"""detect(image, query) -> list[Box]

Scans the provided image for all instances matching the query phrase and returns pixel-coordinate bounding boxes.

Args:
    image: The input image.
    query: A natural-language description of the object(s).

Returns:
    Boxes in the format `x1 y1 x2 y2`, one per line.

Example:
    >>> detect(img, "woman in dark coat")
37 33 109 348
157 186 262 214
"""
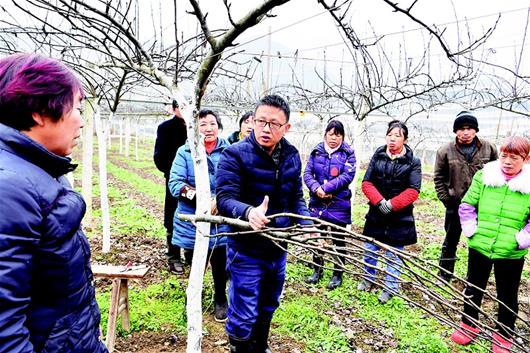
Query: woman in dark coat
303 120 356 289
0 53 107 352
358 120 422 303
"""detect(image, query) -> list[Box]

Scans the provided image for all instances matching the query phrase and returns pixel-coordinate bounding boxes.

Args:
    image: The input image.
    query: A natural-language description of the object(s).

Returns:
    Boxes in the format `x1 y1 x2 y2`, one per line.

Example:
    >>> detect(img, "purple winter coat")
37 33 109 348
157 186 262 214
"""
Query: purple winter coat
304 141 356 225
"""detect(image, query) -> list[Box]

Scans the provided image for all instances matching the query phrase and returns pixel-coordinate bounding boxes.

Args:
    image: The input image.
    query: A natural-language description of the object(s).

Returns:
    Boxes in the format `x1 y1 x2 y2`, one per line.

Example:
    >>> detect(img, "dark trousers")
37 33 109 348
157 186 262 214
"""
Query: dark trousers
462 248 525 338
313 223 347 275
226 246 286 341
183 246 228 305
164 182 181 264
166 231 182 264
438 206 462 279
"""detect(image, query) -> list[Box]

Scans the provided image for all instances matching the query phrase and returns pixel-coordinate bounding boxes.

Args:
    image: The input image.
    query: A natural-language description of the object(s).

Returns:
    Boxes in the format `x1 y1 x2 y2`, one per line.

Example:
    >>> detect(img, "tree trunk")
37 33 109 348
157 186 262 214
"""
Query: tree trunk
95 108 112 253
135 119 139 161
125 117 131 158
82 101 94 223
177 98 212 353
119 118 124 155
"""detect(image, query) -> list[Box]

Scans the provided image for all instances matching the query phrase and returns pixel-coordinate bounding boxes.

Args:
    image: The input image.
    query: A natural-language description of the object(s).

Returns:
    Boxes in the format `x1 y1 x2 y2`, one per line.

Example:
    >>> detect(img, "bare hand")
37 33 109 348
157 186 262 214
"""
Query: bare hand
210 198 218 216
248 195 270 230
316 187 332 199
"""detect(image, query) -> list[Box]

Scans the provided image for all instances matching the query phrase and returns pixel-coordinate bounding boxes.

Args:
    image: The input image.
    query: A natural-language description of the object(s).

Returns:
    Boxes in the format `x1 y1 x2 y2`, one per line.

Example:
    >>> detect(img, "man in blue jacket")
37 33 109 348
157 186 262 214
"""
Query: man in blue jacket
216 95 311 353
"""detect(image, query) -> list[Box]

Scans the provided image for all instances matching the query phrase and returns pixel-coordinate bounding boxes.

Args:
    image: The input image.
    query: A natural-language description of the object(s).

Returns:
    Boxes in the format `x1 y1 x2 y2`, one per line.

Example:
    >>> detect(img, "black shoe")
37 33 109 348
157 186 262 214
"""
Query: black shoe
378 290 393 303
305 269 323 284
168 260 184 274
229 337 252 353
438 272 452 283
214 302 228 322
357 279 373 292
327 274 342 290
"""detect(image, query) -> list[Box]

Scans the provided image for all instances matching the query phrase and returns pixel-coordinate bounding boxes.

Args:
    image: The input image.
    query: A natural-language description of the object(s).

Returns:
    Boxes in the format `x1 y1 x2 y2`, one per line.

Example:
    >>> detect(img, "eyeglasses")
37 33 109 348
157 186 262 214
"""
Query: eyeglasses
254 118 287 131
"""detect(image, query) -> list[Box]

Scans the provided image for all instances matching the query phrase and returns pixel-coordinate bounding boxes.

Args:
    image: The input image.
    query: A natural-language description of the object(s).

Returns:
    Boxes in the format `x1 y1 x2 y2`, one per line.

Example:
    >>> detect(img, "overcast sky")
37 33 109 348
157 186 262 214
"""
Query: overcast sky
140 0 530 74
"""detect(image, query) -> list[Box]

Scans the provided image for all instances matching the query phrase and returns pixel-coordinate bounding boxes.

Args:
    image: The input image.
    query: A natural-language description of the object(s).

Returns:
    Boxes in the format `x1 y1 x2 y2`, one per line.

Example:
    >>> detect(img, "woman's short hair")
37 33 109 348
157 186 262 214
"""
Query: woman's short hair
0 53 84 131
500 136 530 159
386 120 408 140
239 111 253 129
198 108 223 130
325 120 345 136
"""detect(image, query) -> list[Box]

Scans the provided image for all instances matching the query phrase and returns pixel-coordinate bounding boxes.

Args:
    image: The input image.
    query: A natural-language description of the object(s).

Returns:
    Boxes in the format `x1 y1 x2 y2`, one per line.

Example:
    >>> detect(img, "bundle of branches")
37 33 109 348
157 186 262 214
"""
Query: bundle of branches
179 212 530 352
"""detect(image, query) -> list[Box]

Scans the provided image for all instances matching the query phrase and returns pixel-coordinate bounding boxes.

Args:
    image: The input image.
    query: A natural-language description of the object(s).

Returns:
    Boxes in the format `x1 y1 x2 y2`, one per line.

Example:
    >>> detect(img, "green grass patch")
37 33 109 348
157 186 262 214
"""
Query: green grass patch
85 182 165 239
274 294 351 353
107 161 164 204
420 179 439 201
111 154 162 178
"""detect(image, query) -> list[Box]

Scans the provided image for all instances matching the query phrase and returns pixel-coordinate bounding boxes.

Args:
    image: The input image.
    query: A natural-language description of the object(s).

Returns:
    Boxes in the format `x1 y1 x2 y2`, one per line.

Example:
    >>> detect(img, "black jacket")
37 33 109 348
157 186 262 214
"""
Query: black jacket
362 145 422 246
153 116 187 231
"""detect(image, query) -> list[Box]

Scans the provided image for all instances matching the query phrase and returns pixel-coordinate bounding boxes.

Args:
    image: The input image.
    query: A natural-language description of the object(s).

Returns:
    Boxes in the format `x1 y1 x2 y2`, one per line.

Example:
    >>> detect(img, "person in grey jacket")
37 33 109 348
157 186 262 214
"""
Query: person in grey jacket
434 111 497 282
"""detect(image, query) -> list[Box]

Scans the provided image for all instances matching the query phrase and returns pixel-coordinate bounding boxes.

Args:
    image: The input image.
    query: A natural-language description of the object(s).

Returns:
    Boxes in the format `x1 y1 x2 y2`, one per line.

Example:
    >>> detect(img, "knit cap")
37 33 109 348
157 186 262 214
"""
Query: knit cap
453 111 479 133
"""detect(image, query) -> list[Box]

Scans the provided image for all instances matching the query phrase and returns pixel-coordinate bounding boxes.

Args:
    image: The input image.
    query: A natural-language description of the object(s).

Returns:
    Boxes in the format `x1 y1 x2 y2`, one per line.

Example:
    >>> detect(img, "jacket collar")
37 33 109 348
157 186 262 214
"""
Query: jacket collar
183 137 229 153
482 160 530 194
453 136 483 149
248 130 297 157
313 141 353 155
375 143 414 161
0 123 77 178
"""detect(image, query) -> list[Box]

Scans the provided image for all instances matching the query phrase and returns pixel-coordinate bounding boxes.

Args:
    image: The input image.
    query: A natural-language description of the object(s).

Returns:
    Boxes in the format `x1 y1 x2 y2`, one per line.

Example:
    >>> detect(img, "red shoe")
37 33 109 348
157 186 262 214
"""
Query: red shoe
492 332 512 353
451 322 481 345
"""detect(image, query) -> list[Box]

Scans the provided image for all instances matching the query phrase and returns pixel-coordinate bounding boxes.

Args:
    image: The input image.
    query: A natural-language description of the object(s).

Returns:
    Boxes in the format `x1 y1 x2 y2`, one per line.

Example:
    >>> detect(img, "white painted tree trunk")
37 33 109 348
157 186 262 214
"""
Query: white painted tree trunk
135 119 139 161
95 109 112 253
125 117 131 157
119 118 123 155
178 99 212 353
82 101 94 223
107 115 113 150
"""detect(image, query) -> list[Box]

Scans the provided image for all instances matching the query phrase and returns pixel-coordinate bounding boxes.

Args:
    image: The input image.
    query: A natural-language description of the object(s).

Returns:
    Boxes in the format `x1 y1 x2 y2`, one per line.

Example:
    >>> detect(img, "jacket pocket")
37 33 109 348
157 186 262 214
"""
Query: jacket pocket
227 250 239 267
41 311 82 353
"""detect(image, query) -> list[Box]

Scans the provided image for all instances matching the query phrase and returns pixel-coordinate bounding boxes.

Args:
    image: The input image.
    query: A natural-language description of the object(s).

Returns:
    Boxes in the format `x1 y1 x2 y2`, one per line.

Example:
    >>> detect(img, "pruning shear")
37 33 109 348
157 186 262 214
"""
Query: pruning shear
120 260 147 272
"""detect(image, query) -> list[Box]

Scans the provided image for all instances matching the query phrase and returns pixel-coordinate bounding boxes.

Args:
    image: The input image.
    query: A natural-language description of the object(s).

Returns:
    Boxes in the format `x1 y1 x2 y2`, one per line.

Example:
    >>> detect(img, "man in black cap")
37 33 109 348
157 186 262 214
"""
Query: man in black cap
434 110 498 282
154 100 187 274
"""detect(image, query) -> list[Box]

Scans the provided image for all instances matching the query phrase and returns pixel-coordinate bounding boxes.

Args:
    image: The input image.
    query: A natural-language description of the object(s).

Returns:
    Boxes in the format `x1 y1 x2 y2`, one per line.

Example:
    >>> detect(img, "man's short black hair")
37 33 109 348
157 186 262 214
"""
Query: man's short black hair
255 94 290 122
172 99 179 110
198 108 223 130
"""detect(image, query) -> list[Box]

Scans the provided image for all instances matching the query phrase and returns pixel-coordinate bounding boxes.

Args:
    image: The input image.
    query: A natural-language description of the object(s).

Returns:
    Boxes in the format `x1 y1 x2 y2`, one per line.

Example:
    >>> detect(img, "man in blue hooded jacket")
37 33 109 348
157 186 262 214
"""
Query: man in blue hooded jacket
216 95 311 353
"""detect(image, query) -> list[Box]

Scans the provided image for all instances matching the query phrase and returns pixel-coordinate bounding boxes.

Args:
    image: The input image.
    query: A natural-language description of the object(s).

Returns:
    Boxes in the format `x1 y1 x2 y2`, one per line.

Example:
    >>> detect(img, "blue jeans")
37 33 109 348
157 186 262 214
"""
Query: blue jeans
225 246 287 340
362 242 404 292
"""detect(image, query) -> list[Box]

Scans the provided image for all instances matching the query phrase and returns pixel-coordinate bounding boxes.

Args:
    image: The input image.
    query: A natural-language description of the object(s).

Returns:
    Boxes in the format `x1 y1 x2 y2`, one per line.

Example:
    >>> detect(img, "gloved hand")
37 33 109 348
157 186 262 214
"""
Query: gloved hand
179 184 196 202
515 228 530 249
461 221 477 238
378 199 393 215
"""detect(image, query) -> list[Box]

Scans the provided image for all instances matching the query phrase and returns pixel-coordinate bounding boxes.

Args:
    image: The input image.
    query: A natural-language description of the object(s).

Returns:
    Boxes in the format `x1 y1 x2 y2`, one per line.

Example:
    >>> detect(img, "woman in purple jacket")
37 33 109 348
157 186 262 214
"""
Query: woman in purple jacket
304 120 356 289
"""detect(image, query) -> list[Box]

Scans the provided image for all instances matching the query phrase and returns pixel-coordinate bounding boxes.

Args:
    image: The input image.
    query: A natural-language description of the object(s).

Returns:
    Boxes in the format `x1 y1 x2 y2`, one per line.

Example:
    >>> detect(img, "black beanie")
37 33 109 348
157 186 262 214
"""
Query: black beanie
453 111 479 133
